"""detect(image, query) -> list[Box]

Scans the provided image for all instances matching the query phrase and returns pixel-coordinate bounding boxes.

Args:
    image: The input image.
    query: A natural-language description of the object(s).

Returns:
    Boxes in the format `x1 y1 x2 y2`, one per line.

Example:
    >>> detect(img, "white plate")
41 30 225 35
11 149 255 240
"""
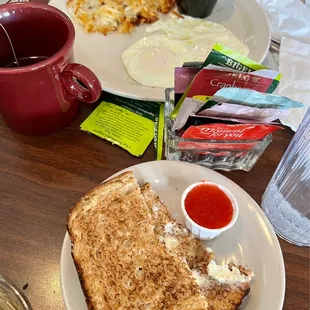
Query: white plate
49 0 270 101
60 160 285 310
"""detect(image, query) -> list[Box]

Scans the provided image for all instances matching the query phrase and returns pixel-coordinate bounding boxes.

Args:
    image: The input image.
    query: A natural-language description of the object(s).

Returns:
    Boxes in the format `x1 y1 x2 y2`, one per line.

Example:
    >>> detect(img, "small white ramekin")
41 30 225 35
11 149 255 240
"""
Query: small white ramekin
181 181 239 240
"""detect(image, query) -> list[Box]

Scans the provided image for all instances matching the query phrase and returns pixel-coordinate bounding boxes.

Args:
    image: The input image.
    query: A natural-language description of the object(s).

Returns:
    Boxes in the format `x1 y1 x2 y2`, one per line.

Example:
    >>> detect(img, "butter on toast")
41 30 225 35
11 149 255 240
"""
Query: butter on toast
67 171 208 310
141 182 215 270
141 182 254 310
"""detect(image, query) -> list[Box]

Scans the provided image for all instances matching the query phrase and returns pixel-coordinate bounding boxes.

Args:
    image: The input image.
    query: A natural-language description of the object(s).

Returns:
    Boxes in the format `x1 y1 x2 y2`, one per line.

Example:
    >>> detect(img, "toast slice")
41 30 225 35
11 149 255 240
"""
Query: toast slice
67 171 208 310
141 182 215 270
141 182 254 310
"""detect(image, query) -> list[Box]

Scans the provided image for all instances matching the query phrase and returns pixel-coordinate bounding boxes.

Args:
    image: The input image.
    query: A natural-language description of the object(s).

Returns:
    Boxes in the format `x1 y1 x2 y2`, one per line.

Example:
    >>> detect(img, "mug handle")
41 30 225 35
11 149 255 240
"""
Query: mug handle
60 63 101 103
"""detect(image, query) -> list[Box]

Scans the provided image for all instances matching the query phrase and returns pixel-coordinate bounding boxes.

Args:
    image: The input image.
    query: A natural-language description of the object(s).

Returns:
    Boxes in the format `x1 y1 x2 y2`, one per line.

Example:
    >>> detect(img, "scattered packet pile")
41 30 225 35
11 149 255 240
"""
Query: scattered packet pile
81 93 164 158
80 43 303 161
170 43 303 145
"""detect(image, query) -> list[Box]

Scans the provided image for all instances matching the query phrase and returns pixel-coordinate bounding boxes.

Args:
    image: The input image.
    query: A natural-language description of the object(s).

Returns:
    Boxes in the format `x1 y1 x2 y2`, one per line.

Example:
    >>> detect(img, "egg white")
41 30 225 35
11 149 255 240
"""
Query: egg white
146 16 249 56
122 35 197 88
122 17 249 88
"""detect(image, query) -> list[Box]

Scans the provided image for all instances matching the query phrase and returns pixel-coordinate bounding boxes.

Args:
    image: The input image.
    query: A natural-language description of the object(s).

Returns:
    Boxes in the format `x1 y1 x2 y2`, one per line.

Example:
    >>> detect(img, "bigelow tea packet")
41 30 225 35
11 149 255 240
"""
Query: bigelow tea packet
81 93 162 157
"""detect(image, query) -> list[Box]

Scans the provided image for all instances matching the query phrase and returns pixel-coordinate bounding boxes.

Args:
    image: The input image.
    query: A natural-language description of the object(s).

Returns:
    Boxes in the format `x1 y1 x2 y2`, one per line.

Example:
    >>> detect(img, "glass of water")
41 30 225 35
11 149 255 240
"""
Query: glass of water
0 275 30 310
262 108 310 246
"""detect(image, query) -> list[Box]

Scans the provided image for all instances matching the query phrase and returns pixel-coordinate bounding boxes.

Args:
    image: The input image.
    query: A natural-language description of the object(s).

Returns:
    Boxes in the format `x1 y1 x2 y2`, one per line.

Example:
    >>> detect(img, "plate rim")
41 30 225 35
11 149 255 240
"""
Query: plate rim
51 0 271 102
98 0 272 102
60 160 285 310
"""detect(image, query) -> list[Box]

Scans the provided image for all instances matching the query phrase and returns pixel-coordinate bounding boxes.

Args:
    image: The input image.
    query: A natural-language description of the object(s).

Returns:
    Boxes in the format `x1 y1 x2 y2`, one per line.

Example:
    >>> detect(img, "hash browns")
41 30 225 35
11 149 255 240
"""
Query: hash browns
66 0 176 35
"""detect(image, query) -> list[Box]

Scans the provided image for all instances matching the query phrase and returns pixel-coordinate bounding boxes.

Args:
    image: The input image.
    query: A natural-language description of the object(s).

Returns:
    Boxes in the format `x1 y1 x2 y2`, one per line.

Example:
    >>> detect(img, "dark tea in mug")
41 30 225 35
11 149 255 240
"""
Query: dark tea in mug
176 0 218 18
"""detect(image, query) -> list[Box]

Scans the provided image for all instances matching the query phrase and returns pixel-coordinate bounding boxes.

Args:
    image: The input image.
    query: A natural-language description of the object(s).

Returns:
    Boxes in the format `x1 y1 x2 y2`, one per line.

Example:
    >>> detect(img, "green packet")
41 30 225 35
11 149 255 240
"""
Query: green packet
81 93 164 158
171 43 281 119
154 103 165 160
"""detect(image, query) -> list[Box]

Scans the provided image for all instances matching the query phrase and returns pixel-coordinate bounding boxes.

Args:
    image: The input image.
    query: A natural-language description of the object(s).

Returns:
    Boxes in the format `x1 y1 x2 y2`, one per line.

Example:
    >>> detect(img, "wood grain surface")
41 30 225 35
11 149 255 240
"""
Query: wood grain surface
0 0 309 307
0 102 309 310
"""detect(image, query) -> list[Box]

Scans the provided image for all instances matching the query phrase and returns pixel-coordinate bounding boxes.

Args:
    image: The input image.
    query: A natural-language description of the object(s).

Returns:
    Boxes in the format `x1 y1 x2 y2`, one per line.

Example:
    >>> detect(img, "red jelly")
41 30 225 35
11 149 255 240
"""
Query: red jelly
184 183 233 229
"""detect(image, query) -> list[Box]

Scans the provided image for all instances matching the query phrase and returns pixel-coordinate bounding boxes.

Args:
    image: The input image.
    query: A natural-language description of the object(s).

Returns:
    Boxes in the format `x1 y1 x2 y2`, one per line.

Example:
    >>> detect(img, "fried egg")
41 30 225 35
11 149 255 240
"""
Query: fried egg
122 35 200 88
122 16 249 88
146 16 249 56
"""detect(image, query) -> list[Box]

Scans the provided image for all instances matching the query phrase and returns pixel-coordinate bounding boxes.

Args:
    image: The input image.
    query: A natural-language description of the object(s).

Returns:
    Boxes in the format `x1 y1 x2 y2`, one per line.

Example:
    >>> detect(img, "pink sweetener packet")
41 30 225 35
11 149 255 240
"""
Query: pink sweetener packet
174 67 200 102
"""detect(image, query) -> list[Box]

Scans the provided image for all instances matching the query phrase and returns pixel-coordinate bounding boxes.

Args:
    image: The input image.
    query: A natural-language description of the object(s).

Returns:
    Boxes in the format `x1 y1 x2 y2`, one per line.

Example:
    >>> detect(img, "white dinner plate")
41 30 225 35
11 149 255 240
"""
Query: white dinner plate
49 0 270 101
60 160 285 310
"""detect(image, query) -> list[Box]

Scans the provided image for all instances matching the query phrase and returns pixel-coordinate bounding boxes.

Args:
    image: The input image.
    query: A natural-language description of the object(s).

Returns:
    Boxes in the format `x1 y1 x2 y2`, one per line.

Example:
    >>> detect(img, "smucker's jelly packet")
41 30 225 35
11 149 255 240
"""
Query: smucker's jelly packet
80 93 161 157
171 43 281 119
181 123 283 141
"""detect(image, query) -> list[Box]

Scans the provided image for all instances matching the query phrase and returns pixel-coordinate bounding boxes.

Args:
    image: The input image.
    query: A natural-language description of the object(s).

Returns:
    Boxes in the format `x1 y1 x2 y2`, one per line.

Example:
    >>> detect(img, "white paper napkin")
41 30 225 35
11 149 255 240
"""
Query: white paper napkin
256 0 310 44
277 37 310 131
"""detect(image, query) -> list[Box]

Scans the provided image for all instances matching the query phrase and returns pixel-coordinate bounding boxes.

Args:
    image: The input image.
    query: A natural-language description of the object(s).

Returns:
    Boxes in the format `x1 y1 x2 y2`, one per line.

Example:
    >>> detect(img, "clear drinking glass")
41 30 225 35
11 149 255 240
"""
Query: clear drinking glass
0 275 30 310
262 108 310 246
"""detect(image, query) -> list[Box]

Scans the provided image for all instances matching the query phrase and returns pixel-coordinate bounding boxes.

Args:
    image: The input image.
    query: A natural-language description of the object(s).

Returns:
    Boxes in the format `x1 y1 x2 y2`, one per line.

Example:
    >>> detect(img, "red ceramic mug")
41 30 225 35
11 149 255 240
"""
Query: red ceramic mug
0 1 102 135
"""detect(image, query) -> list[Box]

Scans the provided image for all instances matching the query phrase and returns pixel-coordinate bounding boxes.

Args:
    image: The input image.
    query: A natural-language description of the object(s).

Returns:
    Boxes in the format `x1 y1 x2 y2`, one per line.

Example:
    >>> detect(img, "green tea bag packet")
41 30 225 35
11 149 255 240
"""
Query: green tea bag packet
171 43 281 119
81 94 161 157
201 43 266 71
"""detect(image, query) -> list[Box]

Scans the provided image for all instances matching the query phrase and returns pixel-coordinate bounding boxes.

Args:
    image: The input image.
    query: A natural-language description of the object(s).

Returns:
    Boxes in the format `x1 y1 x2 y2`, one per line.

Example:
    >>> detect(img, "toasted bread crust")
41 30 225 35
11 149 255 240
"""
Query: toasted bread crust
67 171 208 310
141 182 214 270
201 279 250 310
67 172 253 310
67 171 135 309
141 182 253 310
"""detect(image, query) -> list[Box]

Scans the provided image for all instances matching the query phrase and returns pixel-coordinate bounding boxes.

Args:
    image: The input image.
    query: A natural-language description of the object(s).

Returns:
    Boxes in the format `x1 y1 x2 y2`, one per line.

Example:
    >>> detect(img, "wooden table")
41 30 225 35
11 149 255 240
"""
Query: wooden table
0 103 309 310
